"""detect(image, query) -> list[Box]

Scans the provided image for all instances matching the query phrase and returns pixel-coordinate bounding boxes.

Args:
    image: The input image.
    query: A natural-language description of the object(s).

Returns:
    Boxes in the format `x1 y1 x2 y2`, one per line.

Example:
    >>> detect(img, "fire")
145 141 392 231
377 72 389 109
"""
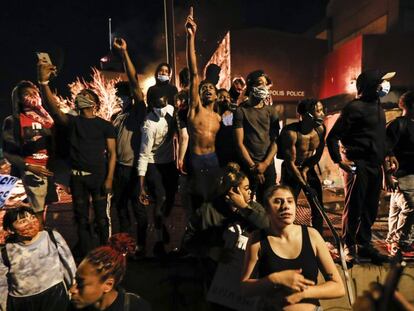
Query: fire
56 68 122 121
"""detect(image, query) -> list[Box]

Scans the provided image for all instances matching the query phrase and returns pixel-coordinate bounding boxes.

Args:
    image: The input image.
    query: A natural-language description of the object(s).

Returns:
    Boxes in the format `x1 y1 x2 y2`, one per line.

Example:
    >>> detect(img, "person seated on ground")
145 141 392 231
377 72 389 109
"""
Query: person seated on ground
69 233 151 311
2 81 55 226
233 70 279 203
215 88 237 167
183 162 269 263
146 62 177 110
185 10 221 173
241 185 345 311
278 99 326 236
37 61 117 258
0 206 76 311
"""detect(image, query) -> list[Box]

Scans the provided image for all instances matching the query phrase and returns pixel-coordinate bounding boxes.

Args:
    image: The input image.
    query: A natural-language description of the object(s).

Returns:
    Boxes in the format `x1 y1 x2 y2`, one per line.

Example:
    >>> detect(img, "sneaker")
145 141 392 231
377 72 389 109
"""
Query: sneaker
399 242 414 258
387 242 400 257
358 244 389 265
344 244 357 266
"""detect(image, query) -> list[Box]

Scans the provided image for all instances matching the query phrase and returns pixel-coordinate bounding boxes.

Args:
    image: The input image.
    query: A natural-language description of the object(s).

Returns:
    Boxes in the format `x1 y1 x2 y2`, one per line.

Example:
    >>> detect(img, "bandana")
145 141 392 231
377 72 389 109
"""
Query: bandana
251 86 269 100
21 93 54 128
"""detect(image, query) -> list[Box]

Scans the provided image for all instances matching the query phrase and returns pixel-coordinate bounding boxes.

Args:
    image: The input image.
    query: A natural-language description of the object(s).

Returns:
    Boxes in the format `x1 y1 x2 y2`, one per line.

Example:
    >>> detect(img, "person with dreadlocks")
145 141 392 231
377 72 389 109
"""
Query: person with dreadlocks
37 61 117 258
69 233 151 311
2 80 55 226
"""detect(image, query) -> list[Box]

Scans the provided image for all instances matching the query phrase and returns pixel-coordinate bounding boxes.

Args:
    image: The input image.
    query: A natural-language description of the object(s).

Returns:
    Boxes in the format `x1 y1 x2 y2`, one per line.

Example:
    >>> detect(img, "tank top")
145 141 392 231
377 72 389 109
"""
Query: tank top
258 225 319 307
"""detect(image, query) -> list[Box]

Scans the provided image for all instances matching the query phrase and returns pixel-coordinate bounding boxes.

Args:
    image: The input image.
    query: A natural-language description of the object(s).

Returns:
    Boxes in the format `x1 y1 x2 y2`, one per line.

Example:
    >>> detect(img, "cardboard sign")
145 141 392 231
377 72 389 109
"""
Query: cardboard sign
207 225 259 311
0 174 19 208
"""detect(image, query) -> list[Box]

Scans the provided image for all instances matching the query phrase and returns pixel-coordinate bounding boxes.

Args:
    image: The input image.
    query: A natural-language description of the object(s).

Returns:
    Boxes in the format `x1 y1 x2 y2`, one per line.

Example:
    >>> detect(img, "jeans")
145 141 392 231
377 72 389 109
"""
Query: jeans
386 174 414 245
112 164 148 247
22 170 48 213
341 161 383 247
70 172 109 257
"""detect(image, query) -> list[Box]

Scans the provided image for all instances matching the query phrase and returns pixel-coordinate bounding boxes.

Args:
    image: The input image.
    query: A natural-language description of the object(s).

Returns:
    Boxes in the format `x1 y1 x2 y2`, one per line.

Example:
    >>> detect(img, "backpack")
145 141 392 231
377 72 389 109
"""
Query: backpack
1 228 74 291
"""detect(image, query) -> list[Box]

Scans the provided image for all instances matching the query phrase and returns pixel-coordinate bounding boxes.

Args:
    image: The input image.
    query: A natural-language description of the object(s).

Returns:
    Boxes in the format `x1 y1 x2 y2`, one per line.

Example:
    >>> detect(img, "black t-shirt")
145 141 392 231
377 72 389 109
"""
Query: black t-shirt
67 289 151 311
67 114 116 174
327 98 387 164
147 82 178 108
233 103 279 162
386 116 414 176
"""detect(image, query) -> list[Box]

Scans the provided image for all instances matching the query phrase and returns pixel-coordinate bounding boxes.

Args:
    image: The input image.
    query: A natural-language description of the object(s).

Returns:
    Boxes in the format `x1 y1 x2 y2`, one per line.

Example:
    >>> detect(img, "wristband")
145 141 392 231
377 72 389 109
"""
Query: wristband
38 80 49 85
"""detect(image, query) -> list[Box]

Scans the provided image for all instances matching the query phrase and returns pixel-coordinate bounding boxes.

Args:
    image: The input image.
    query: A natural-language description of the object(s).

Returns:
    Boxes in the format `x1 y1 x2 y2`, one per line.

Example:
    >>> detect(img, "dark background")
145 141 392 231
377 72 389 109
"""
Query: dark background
0 0 327 103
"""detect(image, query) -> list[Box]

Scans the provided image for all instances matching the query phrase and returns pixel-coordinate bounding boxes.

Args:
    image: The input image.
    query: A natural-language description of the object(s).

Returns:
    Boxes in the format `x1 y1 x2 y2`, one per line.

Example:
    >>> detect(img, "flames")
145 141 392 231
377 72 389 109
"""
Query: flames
56 68 122 121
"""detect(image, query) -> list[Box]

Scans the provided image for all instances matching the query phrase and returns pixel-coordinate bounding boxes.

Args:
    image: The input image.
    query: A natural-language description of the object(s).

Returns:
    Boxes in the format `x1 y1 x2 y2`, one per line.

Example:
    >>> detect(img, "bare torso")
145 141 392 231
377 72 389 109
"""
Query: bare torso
292 125 323 165
188 105 221 155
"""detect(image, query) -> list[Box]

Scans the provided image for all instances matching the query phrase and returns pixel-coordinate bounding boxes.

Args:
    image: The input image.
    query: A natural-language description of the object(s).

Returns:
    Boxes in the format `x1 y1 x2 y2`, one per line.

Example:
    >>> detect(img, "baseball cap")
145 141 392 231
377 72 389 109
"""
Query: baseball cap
356 69 396 91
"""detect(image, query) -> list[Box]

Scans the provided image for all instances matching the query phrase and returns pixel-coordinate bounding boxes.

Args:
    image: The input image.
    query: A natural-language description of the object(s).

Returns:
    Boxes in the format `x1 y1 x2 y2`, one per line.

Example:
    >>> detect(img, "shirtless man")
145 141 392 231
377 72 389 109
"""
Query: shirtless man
185 9 221 172
278 99 325 235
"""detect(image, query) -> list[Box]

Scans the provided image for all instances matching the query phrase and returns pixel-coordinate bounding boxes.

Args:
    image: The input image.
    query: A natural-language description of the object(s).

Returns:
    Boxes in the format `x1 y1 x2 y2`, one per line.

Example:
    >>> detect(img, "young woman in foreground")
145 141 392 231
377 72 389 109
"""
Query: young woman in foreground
241 185 345 311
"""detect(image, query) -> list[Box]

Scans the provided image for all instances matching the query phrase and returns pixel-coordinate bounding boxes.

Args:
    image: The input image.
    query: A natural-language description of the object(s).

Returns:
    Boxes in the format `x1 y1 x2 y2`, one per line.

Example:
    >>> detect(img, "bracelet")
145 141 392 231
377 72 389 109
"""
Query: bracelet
38 80 49 85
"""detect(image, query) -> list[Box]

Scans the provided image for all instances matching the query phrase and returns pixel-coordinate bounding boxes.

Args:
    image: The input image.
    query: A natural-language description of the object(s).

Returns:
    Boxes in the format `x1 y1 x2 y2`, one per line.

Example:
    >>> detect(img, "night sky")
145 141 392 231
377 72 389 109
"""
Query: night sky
0 0 328 106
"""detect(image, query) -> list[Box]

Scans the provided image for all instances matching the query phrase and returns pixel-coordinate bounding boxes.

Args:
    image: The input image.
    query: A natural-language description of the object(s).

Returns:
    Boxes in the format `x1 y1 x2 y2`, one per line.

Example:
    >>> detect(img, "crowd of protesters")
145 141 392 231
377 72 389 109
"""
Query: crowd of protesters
0 7 413 311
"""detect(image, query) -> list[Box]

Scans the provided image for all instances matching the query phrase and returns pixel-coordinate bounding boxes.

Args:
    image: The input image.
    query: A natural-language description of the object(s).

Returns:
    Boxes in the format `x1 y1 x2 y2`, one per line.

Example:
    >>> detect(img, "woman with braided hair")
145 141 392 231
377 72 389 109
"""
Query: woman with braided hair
69 233 151 311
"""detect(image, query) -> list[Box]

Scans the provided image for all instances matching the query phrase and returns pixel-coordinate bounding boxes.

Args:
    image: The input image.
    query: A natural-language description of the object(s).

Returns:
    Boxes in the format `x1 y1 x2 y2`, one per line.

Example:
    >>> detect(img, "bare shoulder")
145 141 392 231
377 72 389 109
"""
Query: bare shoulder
307 226 326 253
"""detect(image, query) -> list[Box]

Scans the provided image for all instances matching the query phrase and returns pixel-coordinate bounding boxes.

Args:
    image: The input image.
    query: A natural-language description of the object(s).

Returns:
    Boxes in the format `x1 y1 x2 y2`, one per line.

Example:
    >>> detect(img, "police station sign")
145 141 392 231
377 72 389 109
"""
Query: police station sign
270 90 305 97
0 175 19 208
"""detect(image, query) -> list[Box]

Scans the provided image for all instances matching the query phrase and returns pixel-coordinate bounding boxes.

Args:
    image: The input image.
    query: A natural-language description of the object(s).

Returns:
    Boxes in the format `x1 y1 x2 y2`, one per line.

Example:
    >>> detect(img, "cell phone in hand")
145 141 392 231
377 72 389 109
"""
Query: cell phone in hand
36 52 53 65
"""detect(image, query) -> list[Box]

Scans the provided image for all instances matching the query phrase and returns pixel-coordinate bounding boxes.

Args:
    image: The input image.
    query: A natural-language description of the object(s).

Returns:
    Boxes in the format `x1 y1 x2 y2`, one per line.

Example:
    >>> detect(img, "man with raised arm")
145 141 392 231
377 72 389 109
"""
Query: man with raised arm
112 37 148 256
37 62 116 258
278 99 326 235
185 10 221 173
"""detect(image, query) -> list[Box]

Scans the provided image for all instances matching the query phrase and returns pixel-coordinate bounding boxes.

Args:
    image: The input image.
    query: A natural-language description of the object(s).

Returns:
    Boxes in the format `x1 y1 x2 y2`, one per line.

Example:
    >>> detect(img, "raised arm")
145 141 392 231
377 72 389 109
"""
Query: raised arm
37 62 69 125
113 37 144 103
185 10 201 113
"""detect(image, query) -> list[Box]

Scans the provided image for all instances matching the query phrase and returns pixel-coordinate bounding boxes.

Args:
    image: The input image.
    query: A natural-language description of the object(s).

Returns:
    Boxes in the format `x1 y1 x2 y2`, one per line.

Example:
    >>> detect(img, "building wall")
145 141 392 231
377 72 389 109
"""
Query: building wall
230 28 327 103
327 0 400 47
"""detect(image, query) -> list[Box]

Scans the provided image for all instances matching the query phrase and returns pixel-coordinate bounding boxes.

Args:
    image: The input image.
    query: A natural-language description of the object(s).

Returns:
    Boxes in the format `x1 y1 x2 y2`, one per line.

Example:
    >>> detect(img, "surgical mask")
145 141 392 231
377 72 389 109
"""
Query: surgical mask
378 80 391 97
251 86 269 100
157 74 170 83
75 94 95 110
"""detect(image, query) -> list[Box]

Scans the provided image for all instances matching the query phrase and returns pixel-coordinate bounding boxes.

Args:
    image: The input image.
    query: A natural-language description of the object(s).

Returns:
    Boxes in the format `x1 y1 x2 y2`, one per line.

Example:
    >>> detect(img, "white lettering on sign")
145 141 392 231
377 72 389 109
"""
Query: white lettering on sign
270 90 305 97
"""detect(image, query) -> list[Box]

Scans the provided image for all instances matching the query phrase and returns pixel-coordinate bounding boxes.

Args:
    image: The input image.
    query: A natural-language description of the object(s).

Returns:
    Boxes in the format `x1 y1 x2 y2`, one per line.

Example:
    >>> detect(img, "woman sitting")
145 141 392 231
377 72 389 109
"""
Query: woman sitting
183 162 269 259
69 233 151 311
241 185 345 311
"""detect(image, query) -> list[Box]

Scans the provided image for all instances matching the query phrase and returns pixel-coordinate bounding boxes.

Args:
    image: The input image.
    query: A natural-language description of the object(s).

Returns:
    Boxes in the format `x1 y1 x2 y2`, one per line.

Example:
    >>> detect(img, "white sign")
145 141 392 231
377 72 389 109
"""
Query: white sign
207 226 258 311
0 175 19 208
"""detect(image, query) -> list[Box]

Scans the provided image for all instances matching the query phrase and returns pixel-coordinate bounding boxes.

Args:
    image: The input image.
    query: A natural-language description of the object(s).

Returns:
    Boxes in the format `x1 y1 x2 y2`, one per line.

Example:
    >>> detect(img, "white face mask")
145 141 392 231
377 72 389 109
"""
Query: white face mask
157 74 170 83
378 80 391 97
